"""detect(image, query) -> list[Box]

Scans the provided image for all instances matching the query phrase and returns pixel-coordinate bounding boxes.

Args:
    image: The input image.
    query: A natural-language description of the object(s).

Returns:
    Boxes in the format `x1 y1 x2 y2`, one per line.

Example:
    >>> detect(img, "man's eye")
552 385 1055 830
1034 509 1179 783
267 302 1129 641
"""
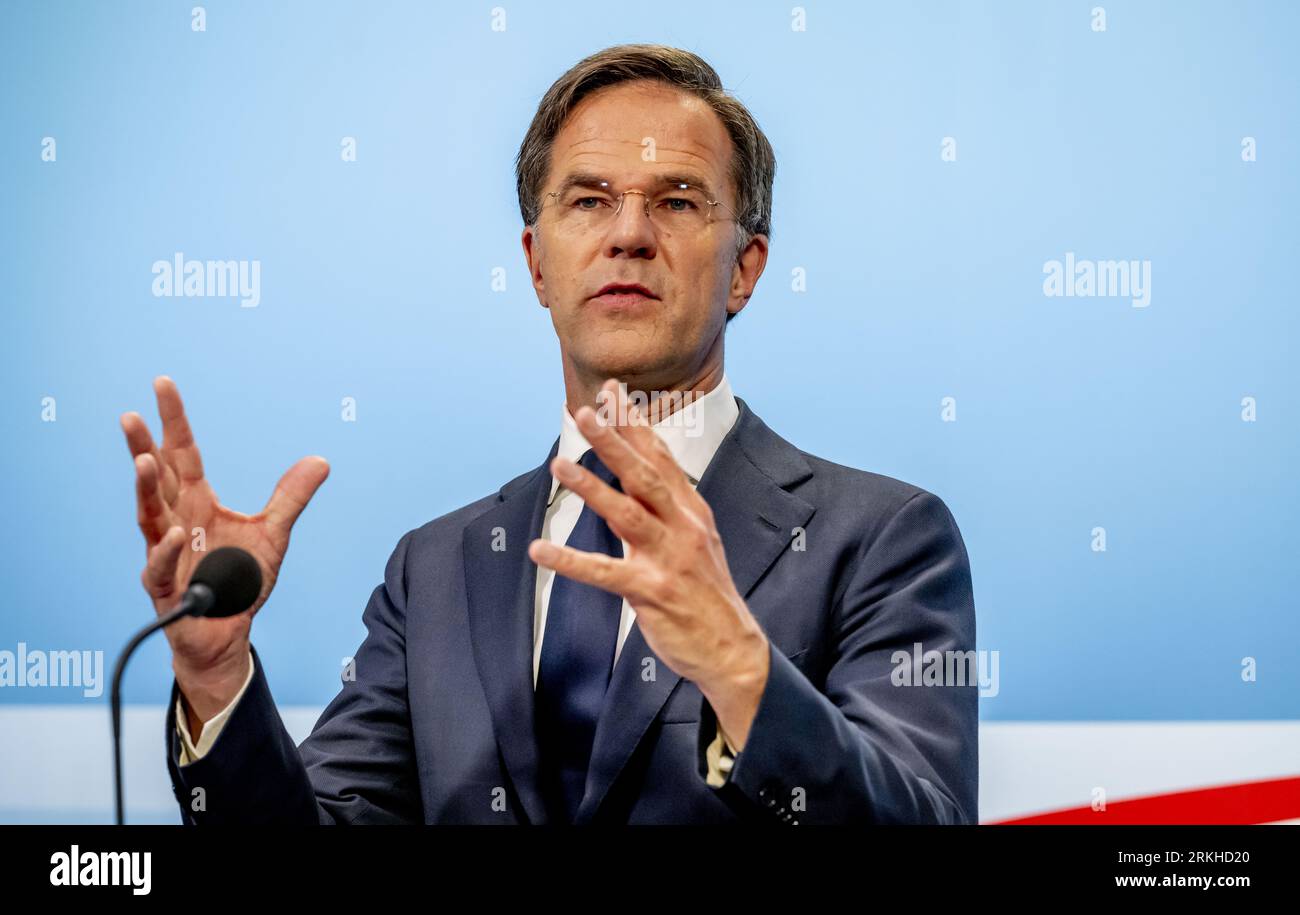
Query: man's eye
661 197 698 212
574 197 606 210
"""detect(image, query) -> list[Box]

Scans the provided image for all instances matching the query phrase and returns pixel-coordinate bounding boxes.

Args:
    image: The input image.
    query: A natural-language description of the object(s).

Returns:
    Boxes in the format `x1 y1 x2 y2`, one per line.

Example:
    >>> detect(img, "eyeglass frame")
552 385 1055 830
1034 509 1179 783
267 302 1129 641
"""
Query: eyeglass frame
533 178 740 233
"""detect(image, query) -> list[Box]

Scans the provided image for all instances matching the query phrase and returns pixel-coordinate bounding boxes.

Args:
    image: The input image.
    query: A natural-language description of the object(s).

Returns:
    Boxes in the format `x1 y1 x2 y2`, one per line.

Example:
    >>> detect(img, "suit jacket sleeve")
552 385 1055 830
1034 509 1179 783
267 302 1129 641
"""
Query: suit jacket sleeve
165 530 423 824
703 490 978 825
174 649 255 764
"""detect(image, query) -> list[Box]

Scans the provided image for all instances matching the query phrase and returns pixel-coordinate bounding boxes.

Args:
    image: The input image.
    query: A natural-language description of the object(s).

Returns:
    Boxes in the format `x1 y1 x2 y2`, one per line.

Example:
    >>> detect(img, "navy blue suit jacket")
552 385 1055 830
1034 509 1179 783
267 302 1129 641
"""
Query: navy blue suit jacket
165 397 978 824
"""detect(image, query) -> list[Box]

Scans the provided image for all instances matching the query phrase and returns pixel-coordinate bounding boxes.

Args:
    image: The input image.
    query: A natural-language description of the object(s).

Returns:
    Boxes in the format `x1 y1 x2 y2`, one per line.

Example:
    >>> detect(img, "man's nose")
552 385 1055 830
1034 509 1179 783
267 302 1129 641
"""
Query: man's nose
604 190 657 258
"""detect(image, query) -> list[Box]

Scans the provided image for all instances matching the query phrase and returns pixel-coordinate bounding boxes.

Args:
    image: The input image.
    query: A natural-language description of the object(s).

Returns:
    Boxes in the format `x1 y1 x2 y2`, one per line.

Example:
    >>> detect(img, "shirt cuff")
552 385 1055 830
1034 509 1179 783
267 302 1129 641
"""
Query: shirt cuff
175 650 256 766
705 721 739 788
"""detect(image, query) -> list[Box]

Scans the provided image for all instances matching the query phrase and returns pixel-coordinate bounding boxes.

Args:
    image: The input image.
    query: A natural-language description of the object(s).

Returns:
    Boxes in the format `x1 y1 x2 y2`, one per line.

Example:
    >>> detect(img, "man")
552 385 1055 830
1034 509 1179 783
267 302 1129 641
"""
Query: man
122 44 977 824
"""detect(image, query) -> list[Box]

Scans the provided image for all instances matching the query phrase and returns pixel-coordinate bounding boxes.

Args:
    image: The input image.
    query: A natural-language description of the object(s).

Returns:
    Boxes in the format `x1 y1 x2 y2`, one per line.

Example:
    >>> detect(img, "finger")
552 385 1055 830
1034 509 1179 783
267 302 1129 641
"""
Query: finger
134 453 172 546
577 384 680 521
120 410 158 459
578 404 675 517
618 384 696 502
262 456 330 539
528 539 636 598
121 410 179 504
141 525 187 602
153 376 205 482
550 455 664 547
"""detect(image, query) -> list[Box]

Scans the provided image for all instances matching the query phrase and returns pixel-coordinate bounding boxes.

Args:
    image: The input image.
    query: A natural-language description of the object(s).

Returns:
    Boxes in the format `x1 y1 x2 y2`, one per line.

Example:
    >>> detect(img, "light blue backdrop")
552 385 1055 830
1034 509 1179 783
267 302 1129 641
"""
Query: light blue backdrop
2 0 1296 743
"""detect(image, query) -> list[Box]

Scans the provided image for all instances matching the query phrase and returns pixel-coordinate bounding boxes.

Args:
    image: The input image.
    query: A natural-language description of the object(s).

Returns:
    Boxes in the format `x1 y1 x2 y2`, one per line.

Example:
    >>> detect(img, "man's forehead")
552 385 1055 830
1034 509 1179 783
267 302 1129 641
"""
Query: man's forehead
549 84 732 189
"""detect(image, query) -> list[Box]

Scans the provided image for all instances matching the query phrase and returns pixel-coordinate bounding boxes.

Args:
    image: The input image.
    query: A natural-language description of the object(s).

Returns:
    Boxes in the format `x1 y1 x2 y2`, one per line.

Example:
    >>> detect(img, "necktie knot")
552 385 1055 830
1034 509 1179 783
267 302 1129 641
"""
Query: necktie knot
579 448 621 491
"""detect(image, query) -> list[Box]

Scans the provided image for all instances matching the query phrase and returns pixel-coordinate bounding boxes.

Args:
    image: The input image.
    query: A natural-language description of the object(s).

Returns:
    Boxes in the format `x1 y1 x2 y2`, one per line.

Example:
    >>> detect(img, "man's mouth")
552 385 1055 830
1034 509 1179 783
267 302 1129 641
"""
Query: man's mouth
592 282 659 304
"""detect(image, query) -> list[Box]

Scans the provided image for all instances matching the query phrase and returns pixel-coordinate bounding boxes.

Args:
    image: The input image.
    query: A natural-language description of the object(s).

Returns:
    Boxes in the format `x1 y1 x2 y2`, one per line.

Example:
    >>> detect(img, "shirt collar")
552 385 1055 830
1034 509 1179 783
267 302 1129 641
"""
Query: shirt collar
548 374 739 505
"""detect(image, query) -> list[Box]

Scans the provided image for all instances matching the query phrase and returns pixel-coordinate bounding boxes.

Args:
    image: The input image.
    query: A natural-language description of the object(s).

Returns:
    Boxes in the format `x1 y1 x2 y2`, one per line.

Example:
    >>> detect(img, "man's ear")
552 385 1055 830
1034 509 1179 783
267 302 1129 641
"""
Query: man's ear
522 225 548 309
727 233 769 320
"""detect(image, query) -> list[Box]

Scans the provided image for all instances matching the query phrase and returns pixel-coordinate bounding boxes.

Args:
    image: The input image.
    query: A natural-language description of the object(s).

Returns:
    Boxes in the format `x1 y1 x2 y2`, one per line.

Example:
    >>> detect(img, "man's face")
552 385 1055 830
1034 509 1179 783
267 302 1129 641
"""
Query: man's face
522 80 767 391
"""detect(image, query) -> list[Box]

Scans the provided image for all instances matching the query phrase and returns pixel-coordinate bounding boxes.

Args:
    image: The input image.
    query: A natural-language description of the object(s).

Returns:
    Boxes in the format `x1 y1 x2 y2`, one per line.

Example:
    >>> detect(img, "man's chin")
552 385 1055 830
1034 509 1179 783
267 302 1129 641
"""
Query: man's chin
573 347 673 387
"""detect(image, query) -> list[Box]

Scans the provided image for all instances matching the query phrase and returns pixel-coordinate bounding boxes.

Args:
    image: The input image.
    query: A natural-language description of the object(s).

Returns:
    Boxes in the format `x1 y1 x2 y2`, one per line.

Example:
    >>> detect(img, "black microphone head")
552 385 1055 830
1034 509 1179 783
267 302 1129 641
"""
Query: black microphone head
189 547 263 618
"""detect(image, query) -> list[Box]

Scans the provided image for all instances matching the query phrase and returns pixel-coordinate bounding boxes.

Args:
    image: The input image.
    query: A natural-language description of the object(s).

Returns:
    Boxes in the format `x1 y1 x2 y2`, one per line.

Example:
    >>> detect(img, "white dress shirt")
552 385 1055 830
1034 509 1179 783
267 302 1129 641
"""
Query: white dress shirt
177 375 742 788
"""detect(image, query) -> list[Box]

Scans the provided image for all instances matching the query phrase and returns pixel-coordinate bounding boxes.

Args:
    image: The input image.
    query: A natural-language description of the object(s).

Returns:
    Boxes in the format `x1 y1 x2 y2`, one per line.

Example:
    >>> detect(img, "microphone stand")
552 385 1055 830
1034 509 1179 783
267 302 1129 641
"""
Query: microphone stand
110 584 213 826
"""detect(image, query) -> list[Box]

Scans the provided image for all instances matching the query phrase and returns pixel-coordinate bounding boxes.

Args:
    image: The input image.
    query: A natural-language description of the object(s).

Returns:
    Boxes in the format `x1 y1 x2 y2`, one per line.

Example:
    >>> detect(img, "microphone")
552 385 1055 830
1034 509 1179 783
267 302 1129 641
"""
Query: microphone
175 546 264 619
109 547 263 825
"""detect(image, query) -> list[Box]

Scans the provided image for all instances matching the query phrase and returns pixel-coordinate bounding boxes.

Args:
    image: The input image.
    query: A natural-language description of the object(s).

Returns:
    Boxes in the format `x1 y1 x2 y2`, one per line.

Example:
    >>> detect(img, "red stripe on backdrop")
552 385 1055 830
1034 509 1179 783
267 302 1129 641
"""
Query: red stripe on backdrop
991 775 1300 825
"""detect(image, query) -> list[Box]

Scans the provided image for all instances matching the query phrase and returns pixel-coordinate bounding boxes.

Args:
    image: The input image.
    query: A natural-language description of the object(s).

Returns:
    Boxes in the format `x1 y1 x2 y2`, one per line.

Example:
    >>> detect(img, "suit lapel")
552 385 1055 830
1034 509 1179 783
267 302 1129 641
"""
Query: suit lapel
462 438 558 825
575 397 816 822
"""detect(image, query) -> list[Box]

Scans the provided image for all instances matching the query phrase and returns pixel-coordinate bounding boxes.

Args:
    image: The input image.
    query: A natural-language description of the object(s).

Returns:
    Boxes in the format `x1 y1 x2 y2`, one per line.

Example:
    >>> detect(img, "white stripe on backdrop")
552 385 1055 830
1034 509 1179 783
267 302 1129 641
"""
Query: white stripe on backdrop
0 711 1297 824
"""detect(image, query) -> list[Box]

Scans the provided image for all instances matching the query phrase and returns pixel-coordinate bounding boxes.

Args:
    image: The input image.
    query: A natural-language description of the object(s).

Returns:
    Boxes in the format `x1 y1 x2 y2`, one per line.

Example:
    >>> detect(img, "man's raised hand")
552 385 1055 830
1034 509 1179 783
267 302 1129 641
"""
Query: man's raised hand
527 379 770 749
121 376 329 723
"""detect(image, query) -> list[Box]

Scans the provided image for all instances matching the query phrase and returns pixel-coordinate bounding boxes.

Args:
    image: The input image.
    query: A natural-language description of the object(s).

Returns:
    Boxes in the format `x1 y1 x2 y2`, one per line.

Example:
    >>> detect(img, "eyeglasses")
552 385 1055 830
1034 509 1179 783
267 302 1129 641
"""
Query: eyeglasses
535 180 738 236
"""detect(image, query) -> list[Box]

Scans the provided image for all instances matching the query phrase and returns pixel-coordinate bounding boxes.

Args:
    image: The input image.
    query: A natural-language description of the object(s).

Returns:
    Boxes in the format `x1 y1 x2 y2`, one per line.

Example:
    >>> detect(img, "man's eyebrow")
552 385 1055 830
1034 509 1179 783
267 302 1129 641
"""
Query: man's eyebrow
553 171 718 197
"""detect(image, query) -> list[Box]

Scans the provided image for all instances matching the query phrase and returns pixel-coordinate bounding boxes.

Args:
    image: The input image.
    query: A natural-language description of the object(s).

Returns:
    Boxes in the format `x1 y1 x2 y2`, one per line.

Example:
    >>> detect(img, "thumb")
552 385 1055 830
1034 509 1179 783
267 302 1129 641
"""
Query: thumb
263 456 330 534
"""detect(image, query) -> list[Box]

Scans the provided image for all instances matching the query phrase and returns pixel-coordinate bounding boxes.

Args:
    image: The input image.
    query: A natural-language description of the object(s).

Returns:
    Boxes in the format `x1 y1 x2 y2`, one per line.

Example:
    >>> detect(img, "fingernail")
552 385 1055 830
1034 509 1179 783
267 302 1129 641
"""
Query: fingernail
553 459 579 481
